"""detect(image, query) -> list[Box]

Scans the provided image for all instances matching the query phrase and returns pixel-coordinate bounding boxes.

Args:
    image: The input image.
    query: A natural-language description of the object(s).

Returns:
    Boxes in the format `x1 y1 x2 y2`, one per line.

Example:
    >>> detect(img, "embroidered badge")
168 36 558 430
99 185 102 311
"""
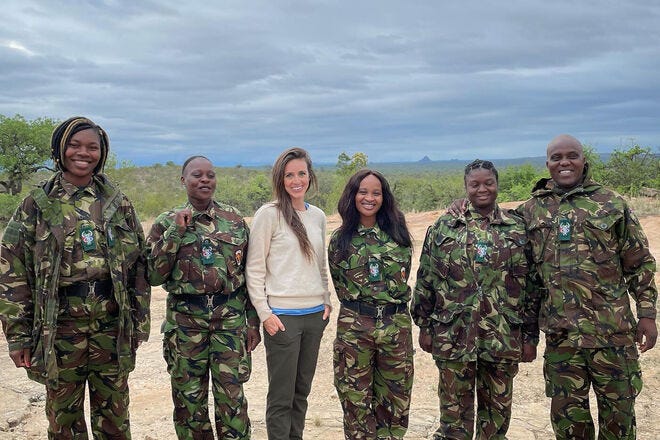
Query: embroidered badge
475 241 488 263
558 218 572 241
80 224 96 252
368 258 382 282
235 249 243 266
201 239 215 265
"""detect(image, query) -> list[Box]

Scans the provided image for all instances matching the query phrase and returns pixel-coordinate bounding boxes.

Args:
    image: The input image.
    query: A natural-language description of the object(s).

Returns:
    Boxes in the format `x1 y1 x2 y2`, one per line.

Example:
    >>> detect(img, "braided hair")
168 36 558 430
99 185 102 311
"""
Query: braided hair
51 116 109 174
464 159 498 183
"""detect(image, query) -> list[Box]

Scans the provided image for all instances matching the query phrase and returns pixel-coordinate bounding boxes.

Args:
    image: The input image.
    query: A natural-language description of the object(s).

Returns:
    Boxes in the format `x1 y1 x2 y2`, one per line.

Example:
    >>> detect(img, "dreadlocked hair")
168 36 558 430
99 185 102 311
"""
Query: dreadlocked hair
51 116 109 174
271 147 318 261
464 159 498 183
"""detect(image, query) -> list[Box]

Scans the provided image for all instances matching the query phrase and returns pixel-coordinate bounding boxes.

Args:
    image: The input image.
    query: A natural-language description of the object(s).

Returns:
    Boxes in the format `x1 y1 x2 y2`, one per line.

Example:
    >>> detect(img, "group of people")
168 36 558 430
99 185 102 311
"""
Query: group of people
0 116 656 440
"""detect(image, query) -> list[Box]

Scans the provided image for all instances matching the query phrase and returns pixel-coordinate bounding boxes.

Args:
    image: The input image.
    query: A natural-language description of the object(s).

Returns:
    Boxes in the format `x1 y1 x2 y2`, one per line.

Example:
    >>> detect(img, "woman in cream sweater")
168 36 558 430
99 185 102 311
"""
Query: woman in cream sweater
246 147 331 439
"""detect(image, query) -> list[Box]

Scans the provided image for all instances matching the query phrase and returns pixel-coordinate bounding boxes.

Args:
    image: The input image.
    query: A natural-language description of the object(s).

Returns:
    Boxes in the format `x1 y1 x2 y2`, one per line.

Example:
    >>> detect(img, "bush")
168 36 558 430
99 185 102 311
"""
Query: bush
0 193 22 223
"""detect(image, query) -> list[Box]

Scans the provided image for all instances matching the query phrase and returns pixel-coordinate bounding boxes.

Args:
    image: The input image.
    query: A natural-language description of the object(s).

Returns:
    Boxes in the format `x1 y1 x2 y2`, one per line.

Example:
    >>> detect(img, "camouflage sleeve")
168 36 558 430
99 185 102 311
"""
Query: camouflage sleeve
0 199 36 351
509 207 541 345
327 232 345 300
619 206 657 319
146 212 181 286
522 255 543 346
412 225 438 331
125 201 151 342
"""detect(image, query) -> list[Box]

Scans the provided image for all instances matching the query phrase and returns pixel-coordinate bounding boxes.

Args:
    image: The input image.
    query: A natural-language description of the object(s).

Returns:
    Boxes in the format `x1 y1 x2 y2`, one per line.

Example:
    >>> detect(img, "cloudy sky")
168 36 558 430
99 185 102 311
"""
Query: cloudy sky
2 1 659 166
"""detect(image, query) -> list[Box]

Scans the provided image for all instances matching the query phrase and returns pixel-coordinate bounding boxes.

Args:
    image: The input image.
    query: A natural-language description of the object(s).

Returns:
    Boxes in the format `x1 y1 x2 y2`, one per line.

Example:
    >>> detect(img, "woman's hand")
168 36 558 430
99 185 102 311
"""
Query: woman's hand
174 208 192 234
263 314 286 336
246 328 261 351
447 198 467 217
521 343 537 362
418 330 433 353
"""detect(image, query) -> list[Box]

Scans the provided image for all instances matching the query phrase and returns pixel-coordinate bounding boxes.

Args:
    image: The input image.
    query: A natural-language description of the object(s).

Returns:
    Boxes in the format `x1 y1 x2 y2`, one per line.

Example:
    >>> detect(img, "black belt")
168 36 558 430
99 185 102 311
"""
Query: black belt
59 279 114 298
340 300 408 319
174 291 237 309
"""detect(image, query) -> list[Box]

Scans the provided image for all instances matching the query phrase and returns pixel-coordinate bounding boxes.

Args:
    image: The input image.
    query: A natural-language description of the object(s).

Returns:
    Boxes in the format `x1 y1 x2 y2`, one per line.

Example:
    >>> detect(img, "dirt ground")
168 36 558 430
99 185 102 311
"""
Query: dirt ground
1 208 659 439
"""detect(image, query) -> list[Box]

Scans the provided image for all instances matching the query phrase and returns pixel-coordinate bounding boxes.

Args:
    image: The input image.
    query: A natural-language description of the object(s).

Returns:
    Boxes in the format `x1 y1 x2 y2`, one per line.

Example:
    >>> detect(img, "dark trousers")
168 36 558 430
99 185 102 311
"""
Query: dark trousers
263 312 328 440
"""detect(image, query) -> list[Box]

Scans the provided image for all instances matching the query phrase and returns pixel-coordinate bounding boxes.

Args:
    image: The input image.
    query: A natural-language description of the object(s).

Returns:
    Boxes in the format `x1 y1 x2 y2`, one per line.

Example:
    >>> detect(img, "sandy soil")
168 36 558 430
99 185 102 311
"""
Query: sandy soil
1 208 659 439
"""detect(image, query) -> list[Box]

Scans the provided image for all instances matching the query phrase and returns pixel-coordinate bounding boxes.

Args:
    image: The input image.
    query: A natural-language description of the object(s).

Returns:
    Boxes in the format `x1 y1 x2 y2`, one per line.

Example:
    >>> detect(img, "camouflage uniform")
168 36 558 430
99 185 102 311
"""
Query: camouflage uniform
517 173 657 440
413 204 533 440
0 172 151 439
328 224 414 440
147 200 258 440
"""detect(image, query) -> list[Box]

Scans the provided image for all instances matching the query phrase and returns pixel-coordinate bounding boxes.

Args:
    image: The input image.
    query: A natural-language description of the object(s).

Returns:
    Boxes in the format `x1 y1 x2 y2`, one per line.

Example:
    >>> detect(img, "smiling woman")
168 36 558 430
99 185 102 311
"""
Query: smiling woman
413 158 532 439
327 169 414 439
246 147 332 439
146 155 260 439
0 116 150 439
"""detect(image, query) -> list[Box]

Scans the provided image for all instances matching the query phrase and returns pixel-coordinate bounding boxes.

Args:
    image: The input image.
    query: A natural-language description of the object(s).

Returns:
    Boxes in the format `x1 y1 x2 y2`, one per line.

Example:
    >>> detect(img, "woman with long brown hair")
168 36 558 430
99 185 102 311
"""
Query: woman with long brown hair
246 147 331 439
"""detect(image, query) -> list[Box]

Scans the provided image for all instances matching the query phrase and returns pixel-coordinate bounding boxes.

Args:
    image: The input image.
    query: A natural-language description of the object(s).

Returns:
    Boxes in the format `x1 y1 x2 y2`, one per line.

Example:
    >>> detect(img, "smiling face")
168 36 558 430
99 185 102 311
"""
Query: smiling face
62 128 101 186
546 135 585 190
283 158 310 209
465 168 498 216
181 157 216 210
355 174 383 227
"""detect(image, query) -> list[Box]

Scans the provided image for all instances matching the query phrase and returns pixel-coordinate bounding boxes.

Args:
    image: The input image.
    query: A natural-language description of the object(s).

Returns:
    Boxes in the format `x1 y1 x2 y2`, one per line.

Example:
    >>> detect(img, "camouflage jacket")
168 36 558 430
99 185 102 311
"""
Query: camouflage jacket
517 175 658 348
0 172 151 385
147 201 258 329
413 204 534 362
328 224 412 305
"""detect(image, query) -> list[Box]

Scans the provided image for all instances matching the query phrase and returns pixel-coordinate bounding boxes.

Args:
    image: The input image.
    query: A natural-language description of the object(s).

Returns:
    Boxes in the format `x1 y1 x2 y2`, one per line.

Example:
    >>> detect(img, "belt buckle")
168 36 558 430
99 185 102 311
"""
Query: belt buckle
87 281 96 298
375 304 384 320
207 295 214 310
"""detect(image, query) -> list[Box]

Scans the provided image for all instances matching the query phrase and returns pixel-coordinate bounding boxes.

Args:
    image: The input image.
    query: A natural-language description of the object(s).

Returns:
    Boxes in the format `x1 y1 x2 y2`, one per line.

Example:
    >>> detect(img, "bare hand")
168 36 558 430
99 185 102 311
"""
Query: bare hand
246 328 261 352
418 330 433 353
322 304 331 320
637 317 658 353
8 348 31 368
263 314 286 336
447 198 468 217
521 343 537 362
174 208 193 233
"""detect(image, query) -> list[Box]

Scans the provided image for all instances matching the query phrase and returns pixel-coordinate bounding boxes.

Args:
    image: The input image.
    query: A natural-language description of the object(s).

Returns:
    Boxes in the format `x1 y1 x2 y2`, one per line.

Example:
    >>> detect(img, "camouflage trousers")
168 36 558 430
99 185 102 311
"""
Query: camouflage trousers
543 335 642 440
47 293 131 440
333 306 414 440
433 358 518 440
163 295 252 440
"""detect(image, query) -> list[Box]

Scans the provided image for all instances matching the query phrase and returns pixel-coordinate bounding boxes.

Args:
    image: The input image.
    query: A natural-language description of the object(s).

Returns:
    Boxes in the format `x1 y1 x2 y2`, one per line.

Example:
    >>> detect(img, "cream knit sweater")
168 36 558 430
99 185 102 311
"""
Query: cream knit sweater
246 202 331 323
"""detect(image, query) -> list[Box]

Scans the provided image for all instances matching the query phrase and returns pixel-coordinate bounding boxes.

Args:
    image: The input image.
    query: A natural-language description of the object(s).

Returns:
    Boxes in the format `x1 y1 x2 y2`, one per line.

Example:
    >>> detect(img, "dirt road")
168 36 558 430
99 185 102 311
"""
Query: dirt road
1 212 658 439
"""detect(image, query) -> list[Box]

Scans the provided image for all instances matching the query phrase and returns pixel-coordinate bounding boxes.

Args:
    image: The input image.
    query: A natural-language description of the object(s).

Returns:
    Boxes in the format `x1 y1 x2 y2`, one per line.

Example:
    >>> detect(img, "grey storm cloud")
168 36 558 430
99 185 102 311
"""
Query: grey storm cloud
1 0 659 166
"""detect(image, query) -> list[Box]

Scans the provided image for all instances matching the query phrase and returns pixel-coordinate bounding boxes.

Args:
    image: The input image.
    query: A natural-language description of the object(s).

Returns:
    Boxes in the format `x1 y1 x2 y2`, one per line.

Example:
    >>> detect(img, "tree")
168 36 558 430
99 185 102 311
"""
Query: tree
0 114 57 194
601 145 660 195
336 151 368 178
325 151 369 213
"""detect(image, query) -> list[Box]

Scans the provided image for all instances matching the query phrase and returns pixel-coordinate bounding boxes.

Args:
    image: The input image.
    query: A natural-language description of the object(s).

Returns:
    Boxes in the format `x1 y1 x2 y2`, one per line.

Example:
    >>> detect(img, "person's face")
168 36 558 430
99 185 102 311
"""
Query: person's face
355 174 383 227
546 139 585 190
283 158 309 205
181 158 216 206
62 128 101 186
465 168 498 213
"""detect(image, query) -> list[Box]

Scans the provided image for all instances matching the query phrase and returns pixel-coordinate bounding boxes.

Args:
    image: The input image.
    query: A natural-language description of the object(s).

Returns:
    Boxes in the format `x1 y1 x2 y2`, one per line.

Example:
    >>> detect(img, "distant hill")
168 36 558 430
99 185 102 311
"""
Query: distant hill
366 156 549 173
